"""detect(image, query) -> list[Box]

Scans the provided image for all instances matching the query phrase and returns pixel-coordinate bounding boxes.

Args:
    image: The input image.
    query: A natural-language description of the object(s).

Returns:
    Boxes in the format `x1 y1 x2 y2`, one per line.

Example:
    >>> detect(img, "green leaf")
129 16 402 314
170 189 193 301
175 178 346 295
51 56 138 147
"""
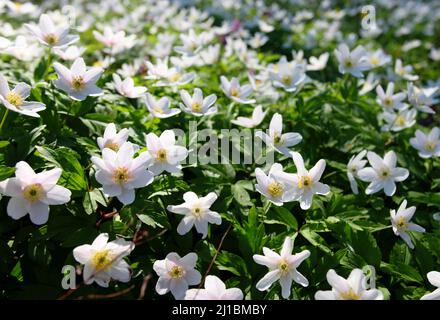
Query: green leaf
381 262 423 284
265 206 298 230
300 228 331 253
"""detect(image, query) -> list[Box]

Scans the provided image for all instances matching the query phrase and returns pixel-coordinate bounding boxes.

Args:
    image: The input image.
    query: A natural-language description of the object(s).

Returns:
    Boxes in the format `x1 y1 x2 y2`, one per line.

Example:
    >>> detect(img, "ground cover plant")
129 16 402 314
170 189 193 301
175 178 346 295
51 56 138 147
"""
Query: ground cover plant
0 0 439 300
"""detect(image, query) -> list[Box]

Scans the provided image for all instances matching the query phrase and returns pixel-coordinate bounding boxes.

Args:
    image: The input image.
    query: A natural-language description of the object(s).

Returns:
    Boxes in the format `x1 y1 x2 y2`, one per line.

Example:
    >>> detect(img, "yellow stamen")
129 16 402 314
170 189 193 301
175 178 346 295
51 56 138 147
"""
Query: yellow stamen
278 259 290 274
23 183 45 202
396 216 408 230
44 33 59 45
267 182 284 198
191 101 202 112
113 167 130 184
425 141 435 151
298 176 312 189
71 76 85 91
339 288 360 300
169 73 181 82
6 92 23 107
156 149 167 162
104 141 119 151
230 88 239 97
169 265 185 279
91 250 112 270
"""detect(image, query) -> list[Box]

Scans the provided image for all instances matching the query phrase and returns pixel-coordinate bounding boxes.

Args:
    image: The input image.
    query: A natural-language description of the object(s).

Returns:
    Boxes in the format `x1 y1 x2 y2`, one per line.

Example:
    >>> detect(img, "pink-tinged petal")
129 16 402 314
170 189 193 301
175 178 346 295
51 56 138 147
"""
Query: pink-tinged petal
427 271 440 288
314 290 336 300
252 254 278 269
117 188 135 205
310 159 326 182
73 244 92 264
155 277 171 295
109 260 131 282
291 152 308 176
177 216 195 235
280 237 293 258
366 151 384 170
28 201 50 225
15 161 36 181
0 74 10 96
84 67 103 83
91 233 109 249
42 185 71 205
7 197 28 220
221 288 243 300
12 83 31 99
71 58 87 76
326 269 350 293
256 270 280 291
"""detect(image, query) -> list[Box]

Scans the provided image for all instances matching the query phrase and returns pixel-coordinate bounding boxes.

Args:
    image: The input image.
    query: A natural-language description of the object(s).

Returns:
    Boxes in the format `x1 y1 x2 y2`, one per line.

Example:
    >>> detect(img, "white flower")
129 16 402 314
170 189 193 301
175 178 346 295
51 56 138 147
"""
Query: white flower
270 57 307 92
358 72 379 96
255 113 302 156
315 269 384 300
410 127 440 158
357 151 409 196
146 58 195 87
390 199 425 249
0 161 71 225
91 142 153 205
179 88 217 116
253 237 310 299
53 57 104 101
199 44 220 65
421 271 440 300
185 275 243 300
249 32 268 49
97 123 129 152
231 105 267 128
367 49 391 68
220 76 256 104
5 1 38 16
145 130 188 175
407 83 437 114
0 74 45 117
25 14 79 48
347 150 367 194
254 163 296 206
112 74 147 99
334 44 371 78
174 29 206 56
53 45 85 61
93 27 136 54
1 35 42 61
153 252 202 300
376 82 406 111
380 108 417 132
144 93 180 118
73 233 134 287
167 192 221 238
307 52 329 71
394 59 418 81
273 152 330 210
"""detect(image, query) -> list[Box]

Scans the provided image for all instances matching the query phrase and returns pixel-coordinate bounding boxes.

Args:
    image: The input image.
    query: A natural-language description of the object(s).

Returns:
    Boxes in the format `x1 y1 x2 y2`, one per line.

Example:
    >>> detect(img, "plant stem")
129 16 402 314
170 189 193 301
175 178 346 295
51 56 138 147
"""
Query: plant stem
0 109 9 134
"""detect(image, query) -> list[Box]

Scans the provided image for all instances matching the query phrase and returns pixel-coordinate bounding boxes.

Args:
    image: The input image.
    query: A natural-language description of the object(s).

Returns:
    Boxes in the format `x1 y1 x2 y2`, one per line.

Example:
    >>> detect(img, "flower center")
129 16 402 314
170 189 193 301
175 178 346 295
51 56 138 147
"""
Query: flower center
395 116 406 126
104 141 119 151
425 141 436 151
383 97 393 107
267 181 284 198
169 73 181 82
281 75 292 85
191 101 202 112
71 76 85 91
380 168 390 179
339 288 360 300
344 58 354 68
192 206 203 217
273 133 283 145
278 259 290 274
44 33 59 45
396 216 408 230
23 183 45 202
298 176 312 189
113 166 130 184
169 265 185 279
230 88 239 97
6 92 23 107
156 148 167 162
370 56 380 66
350 165 357 173
91 250 112 270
